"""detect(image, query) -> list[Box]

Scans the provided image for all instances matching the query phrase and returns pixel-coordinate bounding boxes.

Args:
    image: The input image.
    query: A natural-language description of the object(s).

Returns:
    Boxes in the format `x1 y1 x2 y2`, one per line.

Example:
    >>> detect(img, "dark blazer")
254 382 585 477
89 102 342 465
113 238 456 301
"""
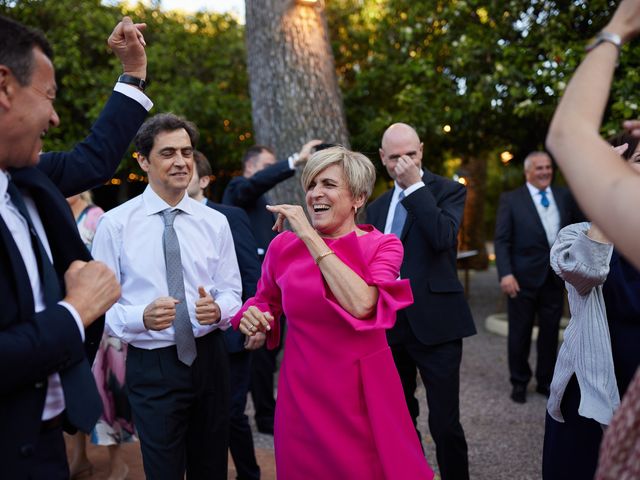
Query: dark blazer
207 201 261 353
222 160 294 253
367 171 476 346
494 185 580 290
0 90 147 478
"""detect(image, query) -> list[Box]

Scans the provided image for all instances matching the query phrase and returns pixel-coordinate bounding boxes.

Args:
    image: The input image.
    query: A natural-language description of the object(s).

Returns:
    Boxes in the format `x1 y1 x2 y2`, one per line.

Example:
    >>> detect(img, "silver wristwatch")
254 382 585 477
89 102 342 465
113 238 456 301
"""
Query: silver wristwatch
585 31 622 53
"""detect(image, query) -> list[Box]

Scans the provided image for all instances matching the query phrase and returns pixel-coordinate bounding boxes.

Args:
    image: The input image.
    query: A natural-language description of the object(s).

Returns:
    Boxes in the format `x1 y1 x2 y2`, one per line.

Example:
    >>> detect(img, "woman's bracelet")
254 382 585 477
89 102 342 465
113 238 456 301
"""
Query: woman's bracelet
315 250 335 265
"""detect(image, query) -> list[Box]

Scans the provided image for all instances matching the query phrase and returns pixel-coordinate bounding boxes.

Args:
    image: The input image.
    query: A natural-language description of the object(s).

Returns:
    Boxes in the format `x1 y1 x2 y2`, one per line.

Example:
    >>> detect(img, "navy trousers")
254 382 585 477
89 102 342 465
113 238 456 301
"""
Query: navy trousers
126 330 230 480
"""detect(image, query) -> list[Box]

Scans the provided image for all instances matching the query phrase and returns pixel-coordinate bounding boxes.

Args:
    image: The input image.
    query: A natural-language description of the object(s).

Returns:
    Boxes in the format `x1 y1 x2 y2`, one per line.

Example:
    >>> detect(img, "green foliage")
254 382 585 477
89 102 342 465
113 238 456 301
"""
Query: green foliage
326 0 636 165
326 0 640 236
0 0 252 175
4 0 640 213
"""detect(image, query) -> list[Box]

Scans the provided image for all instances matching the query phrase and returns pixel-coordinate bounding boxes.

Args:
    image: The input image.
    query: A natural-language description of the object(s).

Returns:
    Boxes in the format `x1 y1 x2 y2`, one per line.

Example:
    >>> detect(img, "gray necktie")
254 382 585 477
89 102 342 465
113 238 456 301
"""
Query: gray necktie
390 191 407 238
161 209 197 366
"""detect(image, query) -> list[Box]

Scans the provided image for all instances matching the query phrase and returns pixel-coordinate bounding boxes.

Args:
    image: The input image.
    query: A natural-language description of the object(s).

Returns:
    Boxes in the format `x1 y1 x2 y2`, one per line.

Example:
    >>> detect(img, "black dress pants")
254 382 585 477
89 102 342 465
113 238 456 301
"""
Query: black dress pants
508 270 564 389
542 375 603 479
126 330 230 480
229 350 260 479
389 313 469 480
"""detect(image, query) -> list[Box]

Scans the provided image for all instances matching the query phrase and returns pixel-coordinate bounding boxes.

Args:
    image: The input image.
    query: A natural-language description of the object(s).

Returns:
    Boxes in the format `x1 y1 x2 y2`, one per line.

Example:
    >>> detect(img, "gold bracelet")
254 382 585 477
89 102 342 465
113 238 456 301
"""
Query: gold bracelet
315 250 335 265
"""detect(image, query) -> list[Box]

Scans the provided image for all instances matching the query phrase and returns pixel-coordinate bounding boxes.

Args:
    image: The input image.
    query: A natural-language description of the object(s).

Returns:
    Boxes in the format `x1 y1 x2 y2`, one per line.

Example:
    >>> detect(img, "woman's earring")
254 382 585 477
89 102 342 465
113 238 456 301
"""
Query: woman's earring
354 206 358 215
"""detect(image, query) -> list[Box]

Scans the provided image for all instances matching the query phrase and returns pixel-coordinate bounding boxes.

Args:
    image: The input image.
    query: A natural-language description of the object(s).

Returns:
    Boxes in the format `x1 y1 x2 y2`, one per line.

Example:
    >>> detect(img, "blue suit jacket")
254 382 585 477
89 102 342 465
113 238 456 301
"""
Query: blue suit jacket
222 160 294 254
206 200 261 353
494 185 582 290
0 91 147 477
367 171 476 346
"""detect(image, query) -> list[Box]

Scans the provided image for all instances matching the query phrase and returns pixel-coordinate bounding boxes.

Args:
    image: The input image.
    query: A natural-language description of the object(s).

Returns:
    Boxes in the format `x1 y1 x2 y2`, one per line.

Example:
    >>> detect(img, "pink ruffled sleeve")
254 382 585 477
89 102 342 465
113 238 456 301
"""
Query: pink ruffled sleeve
322 231 413 331
231 234 285 349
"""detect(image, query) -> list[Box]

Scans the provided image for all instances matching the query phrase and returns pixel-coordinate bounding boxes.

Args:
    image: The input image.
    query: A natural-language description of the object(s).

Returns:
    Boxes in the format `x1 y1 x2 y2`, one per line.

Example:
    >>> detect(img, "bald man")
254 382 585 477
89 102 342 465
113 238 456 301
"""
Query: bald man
367 123 476 480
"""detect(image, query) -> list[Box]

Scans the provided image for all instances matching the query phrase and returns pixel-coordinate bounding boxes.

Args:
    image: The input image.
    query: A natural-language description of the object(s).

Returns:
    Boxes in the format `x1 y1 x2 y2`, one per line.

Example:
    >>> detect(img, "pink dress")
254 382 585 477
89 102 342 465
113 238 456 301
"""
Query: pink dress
232 225 433 479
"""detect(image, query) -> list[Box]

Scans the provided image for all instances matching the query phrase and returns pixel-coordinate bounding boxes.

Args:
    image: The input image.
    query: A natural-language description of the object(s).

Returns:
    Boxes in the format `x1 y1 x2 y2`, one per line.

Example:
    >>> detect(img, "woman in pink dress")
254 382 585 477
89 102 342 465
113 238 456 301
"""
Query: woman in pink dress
234 146 433 479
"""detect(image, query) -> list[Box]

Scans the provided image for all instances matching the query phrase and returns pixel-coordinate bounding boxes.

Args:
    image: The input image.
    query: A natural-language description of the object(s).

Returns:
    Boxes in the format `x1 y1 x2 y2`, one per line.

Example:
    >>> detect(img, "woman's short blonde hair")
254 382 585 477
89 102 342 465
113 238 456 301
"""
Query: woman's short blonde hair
300 146 376 201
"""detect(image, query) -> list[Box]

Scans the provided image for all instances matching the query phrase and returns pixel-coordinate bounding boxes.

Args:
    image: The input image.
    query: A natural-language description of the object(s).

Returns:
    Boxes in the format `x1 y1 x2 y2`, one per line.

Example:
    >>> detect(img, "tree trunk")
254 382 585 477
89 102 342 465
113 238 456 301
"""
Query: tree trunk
245 0 349 205
458 154 489 270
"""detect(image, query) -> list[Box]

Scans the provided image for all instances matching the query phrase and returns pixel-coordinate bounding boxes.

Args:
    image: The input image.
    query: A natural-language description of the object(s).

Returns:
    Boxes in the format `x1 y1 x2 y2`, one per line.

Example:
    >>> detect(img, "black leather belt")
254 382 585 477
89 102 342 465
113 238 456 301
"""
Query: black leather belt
41 413 63 432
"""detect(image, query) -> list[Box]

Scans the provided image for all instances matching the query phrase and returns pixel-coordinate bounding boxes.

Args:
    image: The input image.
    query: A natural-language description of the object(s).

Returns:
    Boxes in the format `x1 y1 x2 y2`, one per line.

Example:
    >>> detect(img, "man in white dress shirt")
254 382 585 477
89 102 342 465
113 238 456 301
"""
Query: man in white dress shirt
92 113 242 479
495 151 582 404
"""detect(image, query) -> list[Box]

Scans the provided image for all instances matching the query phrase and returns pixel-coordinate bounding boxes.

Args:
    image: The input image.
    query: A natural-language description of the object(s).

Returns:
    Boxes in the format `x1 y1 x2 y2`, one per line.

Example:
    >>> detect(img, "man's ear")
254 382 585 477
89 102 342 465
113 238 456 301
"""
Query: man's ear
0 65 15 111
199 174 211 190
379 148 385 164
137 153 150 172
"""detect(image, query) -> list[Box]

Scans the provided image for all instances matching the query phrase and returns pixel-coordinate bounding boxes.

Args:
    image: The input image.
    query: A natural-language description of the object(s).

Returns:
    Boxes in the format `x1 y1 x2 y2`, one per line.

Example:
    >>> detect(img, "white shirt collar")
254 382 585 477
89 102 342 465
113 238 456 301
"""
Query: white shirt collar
526 182 550 197
0 170 9 207
142 185 196 216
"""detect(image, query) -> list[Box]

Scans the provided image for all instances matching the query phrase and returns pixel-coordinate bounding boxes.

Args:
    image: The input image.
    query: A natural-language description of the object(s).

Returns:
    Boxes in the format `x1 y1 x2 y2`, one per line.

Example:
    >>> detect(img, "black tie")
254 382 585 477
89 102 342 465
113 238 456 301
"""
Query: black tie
6 180 62 306
6 180 102 432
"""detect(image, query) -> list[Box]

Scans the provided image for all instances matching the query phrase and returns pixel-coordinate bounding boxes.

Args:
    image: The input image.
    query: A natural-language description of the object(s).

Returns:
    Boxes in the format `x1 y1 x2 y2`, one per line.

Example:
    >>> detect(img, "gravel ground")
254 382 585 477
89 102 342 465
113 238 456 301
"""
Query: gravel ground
437 266 546 480
249 265 546 479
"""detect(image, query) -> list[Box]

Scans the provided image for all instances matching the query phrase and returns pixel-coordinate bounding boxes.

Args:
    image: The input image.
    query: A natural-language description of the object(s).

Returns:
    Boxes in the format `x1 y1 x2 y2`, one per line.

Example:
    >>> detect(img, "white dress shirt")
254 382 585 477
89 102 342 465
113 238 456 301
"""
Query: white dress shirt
0 83 153 421
93 185 242 349
526 182 561 247
383 178 425 234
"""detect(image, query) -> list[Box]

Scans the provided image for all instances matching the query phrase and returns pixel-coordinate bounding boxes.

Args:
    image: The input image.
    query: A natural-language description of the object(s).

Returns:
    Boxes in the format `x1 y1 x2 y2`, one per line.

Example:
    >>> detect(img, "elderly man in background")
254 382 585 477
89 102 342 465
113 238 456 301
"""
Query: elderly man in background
494 151 582 404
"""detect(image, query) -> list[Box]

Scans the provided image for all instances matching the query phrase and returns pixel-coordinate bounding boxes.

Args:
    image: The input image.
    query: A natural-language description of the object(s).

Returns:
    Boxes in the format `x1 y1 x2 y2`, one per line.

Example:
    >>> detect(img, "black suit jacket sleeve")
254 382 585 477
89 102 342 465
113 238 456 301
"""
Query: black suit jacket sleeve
222 160 295 208
208 202 261 299
37 90 148 197
0 305 86 395
403 179 466 252
494 191 513 280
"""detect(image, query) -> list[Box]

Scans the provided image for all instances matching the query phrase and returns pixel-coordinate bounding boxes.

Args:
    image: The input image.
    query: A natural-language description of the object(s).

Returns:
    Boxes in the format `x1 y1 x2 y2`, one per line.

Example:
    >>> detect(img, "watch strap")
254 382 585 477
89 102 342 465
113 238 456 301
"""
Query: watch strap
586 31 622 54
117 74 147 91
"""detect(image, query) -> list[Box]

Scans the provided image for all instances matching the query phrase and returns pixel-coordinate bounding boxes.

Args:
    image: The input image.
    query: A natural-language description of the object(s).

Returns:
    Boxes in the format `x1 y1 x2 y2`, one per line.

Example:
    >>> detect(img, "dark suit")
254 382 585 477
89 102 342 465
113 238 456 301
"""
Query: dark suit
207 200 262 480
222 160 294 253
367 170 476 480
222 159 294 431
494 185 580 390
0 90 147 478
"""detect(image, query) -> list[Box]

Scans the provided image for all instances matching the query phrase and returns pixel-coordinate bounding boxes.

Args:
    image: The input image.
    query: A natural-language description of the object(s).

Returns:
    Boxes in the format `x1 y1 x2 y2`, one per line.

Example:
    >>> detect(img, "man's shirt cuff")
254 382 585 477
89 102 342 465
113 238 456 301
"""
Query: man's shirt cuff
287 153 299 170
403 181 425 197
114 82 153 111
58 301 85 342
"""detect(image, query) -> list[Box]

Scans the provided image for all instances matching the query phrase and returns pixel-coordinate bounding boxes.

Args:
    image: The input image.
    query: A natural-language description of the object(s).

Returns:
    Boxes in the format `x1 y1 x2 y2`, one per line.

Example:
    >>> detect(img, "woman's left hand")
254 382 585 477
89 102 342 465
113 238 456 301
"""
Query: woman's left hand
267 204 314 237
238 306 273 336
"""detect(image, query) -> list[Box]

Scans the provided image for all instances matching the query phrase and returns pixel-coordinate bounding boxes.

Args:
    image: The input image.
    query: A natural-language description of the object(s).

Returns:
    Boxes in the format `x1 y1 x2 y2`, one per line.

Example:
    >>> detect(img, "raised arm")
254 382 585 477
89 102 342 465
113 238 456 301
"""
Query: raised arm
403 180 465 252
38 17 150 196
268 204 378 319
546 0 640 268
